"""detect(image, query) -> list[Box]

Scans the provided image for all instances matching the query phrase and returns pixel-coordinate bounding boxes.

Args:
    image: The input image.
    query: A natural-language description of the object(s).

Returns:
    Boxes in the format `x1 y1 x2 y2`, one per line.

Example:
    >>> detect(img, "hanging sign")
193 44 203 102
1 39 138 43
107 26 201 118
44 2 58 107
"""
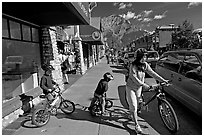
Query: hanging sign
92 31 100 40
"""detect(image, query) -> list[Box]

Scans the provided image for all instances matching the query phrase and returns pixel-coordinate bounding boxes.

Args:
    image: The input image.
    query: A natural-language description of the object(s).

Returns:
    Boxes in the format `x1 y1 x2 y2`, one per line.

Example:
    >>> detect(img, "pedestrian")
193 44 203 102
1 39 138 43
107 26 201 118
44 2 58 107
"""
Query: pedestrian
106 53 110 64
61 58 70 84
126 48 168 134
88 72 114 115
111 54 115 64
40 65 58 102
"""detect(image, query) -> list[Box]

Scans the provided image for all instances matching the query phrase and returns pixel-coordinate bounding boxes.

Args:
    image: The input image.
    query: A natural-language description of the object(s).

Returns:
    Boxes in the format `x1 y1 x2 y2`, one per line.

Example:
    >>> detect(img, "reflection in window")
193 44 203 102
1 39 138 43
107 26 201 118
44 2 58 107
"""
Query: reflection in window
9 20 21 40
32 27 39 42
159 54 180 73
184 54 202 83
2 18 9 38
22 24 31 41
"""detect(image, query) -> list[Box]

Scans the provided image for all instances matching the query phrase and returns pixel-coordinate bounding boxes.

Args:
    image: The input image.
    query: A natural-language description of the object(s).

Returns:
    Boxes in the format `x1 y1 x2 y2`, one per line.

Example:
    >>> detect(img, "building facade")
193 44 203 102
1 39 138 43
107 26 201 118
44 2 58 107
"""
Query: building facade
2 2 90 123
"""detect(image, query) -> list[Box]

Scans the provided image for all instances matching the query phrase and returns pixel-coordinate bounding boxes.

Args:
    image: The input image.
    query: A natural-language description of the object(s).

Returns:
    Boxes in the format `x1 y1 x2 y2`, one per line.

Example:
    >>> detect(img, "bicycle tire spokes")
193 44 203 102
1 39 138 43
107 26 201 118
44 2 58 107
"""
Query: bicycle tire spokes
158 99 179 133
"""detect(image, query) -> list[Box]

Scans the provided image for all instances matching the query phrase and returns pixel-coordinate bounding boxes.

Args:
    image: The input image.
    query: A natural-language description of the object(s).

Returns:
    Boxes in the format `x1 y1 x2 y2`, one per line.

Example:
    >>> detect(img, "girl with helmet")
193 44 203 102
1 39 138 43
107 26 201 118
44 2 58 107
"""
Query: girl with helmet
88 72 114 115
126 48 168 134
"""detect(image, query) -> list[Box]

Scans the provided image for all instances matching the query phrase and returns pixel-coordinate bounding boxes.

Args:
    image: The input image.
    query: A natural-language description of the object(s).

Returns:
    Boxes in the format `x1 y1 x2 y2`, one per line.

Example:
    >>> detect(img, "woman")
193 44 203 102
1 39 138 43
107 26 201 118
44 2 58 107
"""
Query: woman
126 48 168 134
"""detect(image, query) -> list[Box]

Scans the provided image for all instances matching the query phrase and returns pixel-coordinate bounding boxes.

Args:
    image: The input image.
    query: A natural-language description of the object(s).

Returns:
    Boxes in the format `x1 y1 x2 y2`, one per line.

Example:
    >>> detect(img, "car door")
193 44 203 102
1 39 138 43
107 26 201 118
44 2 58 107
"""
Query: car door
175 53 202 116
156 53 181 97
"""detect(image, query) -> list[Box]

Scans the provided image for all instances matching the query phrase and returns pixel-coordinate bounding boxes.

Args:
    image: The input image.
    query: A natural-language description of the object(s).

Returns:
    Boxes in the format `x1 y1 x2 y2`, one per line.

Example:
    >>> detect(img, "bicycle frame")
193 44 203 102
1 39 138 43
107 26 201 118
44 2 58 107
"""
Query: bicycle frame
142 84 167 107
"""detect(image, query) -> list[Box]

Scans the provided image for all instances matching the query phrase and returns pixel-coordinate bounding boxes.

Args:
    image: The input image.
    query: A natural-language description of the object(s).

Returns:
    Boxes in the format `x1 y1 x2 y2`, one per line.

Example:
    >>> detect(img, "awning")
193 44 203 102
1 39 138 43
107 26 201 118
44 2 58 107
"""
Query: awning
80 17 104 45
2 2 90 26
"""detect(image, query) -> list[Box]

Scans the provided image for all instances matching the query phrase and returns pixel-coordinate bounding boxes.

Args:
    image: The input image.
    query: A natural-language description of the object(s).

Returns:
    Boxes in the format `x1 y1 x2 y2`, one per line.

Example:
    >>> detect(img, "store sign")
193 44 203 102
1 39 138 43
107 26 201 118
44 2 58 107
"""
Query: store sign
71 2 90 24
92 31 100 40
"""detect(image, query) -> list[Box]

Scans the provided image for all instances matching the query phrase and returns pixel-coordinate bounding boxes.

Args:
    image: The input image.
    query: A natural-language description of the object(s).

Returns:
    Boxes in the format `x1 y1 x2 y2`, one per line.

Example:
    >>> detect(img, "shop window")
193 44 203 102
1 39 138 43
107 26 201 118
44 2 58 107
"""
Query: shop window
32 27 39 42
9 20 21 40
2 39 41 103
2 18 9 38
22 24 31 41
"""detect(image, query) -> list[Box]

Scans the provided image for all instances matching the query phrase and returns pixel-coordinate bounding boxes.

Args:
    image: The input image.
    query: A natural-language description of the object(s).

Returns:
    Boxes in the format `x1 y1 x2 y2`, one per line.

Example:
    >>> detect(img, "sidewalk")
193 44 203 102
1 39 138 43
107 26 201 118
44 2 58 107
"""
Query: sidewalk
2 58 160 135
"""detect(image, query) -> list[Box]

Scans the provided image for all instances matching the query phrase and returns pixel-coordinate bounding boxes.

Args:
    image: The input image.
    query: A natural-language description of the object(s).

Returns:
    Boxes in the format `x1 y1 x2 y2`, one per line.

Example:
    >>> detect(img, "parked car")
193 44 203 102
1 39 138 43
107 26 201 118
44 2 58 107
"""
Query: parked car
146 51 159 70
155 49 202 117
123 52 135 69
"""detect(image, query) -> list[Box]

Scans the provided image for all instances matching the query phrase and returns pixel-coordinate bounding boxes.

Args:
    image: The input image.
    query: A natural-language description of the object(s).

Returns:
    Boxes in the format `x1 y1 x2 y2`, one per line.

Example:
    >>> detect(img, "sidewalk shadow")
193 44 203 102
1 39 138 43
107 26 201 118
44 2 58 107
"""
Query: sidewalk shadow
55 104 142 135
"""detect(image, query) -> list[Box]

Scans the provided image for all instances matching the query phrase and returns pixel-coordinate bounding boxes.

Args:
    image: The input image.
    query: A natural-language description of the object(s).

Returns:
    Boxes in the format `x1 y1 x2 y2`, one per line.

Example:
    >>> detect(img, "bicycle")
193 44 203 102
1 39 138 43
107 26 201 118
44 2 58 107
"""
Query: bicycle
138 81 179 133
32 85 75 127
89 93 113 116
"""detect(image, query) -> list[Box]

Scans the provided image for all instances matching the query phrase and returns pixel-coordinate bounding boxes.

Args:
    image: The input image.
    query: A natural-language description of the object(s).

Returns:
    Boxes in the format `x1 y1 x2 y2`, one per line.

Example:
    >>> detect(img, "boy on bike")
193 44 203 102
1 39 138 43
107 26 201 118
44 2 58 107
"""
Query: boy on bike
40 65 58 102
88 72 114 115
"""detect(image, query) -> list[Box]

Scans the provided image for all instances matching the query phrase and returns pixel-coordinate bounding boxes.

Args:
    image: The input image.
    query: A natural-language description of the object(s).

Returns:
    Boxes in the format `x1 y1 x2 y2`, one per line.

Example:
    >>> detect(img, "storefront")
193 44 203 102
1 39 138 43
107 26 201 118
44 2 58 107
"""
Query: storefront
79 17 104 71
2 2 90 118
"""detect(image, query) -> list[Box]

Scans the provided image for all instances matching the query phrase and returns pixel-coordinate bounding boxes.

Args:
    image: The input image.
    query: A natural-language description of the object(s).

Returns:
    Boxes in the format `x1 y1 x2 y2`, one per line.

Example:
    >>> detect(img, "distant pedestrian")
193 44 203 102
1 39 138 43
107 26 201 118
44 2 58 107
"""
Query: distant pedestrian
61 59 70 84
106 53 110 64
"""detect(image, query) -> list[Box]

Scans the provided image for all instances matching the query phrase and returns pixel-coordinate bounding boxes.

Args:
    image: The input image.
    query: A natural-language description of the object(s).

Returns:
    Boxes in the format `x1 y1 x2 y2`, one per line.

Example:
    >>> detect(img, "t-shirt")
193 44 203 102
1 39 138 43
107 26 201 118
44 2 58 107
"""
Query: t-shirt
94 79 108 95
126 62 165 90
40 74 56 95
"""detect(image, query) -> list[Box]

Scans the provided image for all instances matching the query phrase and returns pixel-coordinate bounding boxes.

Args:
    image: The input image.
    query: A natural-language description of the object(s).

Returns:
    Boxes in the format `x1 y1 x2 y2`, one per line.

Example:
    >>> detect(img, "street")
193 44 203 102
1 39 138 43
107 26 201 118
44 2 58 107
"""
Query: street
2 59 202 135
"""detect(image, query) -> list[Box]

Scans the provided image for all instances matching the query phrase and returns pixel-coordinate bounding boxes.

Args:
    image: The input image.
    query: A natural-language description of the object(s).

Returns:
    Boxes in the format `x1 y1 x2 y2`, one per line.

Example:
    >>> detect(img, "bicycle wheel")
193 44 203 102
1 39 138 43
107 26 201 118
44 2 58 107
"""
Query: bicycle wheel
105 99 113 108
32 107 50 127
158 99 179 133
60 100 75 114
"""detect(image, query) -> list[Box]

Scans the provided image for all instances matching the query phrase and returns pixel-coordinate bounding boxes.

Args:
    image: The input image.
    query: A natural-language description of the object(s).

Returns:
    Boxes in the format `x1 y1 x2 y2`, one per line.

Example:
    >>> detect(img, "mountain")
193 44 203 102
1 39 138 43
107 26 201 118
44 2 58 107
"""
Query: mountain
101 14 149 49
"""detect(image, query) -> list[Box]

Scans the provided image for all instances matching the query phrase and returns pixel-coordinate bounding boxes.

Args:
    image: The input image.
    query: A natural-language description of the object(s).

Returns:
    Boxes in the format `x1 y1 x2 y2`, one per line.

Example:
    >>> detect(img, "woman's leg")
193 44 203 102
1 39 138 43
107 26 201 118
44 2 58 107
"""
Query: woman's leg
126 86 139 126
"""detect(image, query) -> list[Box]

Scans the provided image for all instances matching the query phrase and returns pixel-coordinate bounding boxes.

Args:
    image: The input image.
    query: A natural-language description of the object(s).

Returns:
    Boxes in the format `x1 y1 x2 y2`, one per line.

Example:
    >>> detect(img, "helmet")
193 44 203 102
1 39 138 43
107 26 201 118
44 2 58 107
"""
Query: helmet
103 72 114 81
44 65 55 71
135 48 147 59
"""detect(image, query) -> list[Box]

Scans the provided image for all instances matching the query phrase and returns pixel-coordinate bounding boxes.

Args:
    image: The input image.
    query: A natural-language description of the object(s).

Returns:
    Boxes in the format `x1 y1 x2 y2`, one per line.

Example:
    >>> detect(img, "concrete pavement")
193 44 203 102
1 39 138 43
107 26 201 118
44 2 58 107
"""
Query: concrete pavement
2 58 159 135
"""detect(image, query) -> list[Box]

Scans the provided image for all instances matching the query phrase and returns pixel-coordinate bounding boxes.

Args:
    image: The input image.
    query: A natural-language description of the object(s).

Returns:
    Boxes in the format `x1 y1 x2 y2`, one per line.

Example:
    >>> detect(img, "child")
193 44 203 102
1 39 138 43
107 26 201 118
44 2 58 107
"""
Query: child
40 65 58 102
88 72 114 115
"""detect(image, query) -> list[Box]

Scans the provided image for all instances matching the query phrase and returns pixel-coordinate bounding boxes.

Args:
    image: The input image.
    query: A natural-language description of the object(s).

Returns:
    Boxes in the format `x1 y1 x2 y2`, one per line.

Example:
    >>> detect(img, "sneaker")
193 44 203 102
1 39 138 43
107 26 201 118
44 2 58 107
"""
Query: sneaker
135 124 142 134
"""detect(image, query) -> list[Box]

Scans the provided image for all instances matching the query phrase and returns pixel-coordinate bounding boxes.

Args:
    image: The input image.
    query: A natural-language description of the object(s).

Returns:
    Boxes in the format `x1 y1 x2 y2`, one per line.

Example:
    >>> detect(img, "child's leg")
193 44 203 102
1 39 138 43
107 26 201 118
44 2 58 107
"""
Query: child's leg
101 96 105 113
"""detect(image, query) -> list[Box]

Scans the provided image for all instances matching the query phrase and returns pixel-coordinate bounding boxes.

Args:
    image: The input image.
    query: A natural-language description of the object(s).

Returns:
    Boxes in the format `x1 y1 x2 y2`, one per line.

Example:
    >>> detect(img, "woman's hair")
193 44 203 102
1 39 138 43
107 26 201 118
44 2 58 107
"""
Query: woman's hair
132 48 147 72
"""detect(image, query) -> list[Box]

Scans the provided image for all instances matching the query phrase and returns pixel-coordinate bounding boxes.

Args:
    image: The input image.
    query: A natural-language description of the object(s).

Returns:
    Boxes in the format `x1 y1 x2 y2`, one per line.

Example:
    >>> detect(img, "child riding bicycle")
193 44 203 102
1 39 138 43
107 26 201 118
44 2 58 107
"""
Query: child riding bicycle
88 72 114 115
40 65 58 104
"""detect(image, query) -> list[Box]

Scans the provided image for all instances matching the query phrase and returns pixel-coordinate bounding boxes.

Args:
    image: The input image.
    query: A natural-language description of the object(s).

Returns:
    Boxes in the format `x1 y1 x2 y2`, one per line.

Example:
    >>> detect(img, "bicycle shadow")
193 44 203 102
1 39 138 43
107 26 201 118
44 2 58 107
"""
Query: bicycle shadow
55 104 148 135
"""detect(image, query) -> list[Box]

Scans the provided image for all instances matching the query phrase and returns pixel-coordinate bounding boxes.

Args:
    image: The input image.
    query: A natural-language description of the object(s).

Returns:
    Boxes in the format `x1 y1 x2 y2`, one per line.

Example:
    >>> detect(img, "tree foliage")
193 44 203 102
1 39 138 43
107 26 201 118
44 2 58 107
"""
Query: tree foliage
172 20 201 49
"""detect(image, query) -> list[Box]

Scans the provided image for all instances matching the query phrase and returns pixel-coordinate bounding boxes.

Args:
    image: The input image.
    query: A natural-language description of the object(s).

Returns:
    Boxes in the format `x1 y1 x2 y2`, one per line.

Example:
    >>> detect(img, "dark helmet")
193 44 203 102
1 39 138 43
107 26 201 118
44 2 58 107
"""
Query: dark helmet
135 48 147 59
103 72 114 81
43 65 54 71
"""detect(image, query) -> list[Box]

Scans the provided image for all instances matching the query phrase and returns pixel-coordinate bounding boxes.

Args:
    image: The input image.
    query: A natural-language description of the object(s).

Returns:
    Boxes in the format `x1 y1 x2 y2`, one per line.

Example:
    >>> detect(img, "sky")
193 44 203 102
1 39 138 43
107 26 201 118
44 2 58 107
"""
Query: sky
91 1 202 32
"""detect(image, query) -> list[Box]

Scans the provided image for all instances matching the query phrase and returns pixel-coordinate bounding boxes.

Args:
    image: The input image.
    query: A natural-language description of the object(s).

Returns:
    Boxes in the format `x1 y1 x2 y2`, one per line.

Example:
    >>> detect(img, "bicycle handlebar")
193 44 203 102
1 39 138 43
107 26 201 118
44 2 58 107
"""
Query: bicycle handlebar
149 80 172 91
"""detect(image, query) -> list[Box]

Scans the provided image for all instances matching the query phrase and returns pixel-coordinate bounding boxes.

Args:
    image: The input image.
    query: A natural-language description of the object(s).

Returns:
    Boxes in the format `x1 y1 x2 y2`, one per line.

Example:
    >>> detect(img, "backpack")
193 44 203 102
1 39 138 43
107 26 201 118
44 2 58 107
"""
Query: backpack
19 94 33 114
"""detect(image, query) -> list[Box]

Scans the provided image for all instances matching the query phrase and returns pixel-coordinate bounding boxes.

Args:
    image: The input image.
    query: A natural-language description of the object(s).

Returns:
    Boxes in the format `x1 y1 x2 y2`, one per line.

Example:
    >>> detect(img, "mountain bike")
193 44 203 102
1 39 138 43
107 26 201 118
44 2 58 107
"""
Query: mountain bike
89 93 113 116
32 85 75 127
138 81 179 133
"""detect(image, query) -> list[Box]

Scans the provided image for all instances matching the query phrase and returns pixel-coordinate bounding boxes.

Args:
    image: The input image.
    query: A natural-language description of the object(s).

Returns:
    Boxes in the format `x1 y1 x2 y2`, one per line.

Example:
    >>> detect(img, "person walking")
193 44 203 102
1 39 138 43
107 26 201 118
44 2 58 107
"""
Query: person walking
126 48 168 134
106 53 110 64
61 58 70 84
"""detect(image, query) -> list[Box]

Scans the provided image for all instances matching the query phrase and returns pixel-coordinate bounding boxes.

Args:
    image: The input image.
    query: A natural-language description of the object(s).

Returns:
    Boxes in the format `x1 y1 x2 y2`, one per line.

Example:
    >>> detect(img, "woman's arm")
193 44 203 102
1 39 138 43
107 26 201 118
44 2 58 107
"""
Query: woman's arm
129 64 148 87
146 62 166 82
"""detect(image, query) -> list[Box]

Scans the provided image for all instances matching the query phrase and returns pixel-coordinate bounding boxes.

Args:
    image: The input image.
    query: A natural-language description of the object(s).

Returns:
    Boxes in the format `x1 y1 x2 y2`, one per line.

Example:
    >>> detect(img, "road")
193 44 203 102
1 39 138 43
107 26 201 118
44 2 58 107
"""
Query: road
2 62 202 135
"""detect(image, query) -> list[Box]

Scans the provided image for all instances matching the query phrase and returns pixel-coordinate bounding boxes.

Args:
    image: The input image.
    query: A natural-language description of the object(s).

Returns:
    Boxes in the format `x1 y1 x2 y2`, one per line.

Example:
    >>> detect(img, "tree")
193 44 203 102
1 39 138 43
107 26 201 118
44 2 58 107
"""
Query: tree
172 20 201 49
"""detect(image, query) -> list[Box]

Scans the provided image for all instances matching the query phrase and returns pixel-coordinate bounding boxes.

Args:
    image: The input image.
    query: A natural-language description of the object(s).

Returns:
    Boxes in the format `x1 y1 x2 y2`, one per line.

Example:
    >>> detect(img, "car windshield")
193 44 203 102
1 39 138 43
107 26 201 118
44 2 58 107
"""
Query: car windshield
147 52 159 58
